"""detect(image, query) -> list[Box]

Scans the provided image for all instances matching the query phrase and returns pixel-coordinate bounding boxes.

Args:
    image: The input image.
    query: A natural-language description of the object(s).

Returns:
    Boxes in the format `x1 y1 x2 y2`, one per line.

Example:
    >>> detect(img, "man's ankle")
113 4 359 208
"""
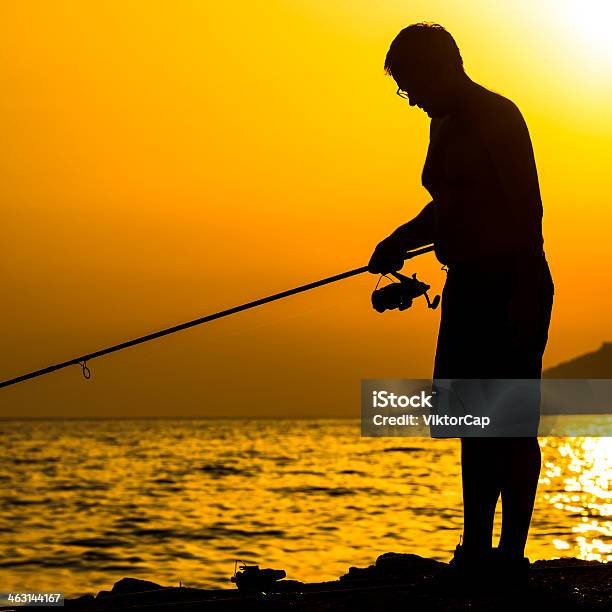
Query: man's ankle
461 542 492 558
496 546 528 561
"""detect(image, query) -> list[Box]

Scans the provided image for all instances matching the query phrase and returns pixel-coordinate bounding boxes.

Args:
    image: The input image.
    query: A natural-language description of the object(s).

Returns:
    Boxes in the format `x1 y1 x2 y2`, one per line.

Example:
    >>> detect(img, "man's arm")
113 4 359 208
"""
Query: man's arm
478 99 547 347
387 200 435 251
368 201 434 274
478 100 542 241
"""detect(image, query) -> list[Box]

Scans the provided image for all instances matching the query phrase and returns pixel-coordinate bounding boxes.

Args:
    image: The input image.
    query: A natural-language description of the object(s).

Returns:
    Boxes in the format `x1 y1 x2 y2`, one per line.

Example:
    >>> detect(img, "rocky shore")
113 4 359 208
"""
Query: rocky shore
4 554 610 611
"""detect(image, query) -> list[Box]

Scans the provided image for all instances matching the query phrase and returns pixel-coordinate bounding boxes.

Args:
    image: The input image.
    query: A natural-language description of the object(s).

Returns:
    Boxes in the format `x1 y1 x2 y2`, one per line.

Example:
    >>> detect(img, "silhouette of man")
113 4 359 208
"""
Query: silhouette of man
368 23 554 587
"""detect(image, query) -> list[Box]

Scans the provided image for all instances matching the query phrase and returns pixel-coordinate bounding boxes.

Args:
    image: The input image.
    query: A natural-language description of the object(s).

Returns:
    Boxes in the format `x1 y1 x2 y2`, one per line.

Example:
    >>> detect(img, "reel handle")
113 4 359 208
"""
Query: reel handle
426 294 441 310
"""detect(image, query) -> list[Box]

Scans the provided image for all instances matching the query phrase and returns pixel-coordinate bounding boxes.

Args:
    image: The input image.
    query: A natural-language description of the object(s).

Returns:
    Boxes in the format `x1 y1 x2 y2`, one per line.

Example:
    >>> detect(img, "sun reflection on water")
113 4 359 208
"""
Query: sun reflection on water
540 437 612 561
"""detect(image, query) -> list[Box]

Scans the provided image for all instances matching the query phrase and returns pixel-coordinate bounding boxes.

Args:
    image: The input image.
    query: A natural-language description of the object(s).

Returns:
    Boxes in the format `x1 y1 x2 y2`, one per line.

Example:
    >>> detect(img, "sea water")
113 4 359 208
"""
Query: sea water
0 418 609 597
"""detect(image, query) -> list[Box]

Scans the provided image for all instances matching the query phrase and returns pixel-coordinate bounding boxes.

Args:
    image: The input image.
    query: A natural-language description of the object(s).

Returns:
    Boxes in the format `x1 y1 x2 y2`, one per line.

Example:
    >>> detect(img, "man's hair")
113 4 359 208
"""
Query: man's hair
384 23 464 77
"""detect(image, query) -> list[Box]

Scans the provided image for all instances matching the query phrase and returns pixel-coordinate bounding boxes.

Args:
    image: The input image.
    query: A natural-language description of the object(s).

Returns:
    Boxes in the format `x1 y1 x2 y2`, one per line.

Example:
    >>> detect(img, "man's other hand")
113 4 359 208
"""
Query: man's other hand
368 236 405 274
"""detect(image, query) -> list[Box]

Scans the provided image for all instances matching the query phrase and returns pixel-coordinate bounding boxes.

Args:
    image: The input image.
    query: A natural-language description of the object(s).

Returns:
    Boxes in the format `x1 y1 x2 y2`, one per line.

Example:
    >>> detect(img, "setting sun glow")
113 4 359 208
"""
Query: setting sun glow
556 0 612 64
0 1 610 418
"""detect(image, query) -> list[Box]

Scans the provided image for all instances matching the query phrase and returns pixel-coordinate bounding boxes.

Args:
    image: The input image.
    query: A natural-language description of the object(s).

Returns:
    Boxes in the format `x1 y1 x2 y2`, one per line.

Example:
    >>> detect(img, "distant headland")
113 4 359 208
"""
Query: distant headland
543 342 612 378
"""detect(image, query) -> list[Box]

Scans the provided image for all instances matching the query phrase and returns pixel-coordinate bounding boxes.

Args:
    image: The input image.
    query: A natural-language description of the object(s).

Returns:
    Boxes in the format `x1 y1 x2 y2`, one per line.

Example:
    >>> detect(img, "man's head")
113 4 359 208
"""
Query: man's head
384 23 465 118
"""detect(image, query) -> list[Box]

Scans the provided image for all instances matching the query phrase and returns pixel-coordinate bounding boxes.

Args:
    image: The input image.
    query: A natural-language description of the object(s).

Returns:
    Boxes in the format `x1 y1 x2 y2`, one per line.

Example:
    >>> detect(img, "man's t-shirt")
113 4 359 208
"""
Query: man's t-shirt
421 84 544 266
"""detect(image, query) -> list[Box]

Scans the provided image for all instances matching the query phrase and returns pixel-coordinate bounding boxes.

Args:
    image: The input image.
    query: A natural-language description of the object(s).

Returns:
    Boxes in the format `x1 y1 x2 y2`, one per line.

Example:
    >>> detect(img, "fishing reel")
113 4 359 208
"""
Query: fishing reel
372 271 440 313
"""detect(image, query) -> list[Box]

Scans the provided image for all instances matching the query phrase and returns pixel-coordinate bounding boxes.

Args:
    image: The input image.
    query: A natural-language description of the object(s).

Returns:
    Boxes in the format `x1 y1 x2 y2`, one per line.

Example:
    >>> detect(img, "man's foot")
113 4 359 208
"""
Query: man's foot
431 543 491 593
431 544 531 596
489 548 531 591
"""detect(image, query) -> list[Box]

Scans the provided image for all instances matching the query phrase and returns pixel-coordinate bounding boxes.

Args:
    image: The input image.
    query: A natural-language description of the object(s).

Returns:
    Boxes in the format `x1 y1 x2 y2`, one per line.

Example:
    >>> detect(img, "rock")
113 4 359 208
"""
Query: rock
340 552 444 583
62 554 611 611
376 552 445 575
531 557 602 569
64 593 94 609
110 577 164 594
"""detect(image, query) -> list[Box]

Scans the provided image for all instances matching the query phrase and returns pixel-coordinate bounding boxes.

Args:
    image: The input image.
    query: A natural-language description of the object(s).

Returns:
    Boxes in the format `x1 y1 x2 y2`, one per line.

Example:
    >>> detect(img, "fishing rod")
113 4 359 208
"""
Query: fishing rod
0 244 436 390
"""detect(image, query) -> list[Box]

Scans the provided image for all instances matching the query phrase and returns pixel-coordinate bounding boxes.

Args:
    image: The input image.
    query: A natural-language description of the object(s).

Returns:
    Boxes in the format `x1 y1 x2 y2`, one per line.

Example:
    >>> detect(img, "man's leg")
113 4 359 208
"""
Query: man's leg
498 437 541 558
460 437 501 555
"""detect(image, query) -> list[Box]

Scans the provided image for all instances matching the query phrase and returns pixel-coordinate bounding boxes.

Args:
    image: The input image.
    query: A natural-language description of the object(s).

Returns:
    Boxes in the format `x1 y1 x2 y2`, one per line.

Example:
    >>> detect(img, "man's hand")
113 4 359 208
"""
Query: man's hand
368 236 405 274
368 202 435 274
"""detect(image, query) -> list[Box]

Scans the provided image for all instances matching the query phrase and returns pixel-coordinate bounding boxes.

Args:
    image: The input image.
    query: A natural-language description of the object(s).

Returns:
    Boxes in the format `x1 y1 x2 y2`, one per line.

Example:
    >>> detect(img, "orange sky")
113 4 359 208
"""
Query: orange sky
1 1 611 417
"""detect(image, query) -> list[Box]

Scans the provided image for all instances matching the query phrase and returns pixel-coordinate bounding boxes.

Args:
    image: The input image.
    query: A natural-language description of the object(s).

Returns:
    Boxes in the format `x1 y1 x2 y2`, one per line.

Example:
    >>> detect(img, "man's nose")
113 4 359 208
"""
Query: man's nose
408 96 417 107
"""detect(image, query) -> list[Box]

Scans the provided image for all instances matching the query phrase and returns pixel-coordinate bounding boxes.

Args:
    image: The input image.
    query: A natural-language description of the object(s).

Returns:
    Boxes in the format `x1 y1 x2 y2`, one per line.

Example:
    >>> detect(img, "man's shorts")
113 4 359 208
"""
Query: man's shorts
431 252 554 437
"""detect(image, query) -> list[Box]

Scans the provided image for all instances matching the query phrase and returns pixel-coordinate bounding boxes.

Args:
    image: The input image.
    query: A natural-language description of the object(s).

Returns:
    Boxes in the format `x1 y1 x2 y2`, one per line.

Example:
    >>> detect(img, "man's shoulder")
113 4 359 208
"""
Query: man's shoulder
473 87 526 127
468 86 529 144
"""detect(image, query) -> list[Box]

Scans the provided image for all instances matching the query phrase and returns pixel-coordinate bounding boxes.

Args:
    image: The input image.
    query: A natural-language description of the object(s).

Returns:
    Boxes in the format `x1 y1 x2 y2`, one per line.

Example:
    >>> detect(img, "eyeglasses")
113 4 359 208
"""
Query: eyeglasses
396 87 410 99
